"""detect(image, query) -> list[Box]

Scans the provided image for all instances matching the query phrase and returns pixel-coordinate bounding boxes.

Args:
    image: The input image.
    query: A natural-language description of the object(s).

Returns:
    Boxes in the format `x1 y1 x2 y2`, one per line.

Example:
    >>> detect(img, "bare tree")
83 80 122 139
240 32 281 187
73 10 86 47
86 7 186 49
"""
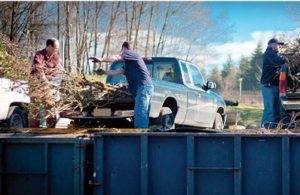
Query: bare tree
93 1 104 72
64 1 71 72
57 2 60 39
221 66 240 99
0 2 232 75
0 2 55 46
133 2 145 50
155 3 181 56
145 2 155 57
129 2 136 42
124 2 129 41
101 2 121 58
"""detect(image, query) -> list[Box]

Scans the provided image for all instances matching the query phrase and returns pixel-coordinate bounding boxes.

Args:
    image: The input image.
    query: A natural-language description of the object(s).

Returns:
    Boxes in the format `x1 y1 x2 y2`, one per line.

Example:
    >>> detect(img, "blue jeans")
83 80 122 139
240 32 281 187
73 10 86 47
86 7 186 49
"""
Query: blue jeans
134 84 154 128
261 85 280 129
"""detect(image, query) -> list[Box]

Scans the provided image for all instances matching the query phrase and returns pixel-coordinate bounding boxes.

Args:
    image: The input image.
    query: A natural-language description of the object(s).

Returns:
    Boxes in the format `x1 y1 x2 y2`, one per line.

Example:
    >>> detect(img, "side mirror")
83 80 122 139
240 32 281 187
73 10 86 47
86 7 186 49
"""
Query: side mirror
206 81 216 90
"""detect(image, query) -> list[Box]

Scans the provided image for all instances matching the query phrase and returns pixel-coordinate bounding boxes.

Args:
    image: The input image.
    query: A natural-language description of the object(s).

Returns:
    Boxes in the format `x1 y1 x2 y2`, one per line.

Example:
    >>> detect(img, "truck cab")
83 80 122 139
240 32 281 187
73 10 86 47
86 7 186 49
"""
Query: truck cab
0 78 30 128
106 57 226 130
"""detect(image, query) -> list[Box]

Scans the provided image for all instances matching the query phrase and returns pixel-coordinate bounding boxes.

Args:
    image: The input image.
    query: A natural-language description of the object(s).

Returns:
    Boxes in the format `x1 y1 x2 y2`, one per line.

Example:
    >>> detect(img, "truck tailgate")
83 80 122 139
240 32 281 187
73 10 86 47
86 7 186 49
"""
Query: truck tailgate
281 98 300 111
286 91 300 99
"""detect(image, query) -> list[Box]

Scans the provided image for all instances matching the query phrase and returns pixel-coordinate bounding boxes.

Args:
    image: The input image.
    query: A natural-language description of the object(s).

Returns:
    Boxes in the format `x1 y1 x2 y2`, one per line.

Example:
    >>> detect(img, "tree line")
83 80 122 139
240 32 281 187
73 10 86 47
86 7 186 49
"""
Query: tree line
0 1 230 74
207 43 264 96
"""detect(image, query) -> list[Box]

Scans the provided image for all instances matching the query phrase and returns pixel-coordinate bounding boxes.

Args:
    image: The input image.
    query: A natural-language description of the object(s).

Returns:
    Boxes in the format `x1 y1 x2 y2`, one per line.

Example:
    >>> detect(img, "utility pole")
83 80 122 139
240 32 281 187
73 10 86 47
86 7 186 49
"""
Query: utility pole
239 78 243 101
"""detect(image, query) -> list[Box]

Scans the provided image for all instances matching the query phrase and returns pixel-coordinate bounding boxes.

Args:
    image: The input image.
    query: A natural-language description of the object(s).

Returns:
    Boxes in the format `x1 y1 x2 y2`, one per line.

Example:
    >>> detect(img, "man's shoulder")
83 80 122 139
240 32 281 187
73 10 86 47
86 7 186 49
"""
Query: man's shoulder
264 48 276 56
123 50 139 57
35 49 46 56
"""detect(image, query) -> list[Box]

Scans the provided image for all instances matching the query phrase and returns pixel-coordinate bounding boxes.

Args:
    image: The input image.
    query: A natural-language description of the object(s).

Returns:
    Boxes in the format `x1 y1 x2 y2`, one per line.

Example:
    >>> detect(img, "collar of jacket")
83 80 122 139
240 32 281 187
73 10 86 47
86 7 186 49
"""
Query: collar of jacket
266 46 278 53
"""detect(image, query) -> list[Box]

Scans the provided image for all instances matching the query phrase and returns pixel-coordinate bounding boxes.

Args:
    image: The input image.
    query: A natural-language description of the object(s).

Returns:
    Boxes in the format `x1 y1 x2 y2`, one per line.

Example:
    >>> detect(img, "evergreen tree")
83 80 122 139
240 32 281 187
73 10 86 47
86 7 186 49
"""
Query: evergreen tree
221 66 240 98
239 55 251 90
208 67 221 90
221 54 234 79
249 42 263 90
220 54 240 96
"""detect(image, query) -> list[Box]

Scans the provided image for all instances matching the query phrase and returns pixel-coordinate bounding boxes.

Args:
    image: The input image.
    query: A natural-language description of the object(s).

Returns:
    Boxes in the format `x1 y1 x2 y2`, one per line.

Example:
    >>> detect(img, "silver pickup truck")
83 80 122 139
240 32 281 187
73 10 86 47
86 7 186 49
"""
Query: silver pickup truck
104 57 227 130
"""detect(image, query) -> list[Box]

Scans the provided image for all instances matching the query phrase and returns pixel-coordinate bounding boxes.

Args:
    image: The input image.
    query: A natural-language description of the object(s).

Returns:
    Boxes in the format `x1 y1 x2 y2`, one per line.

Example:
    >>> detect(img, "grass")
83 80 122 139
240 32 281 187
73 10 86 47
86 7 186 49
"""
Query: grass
227 104 263 127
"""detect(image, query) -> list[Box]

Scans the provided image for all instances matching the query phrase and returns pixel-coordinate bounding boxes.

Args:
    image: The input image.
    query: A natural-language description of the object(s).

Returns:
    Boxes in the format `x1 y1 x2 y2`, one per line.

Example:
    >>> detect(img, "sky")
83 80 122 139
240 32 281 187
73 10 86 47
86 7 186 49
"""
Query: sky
202 2 300 69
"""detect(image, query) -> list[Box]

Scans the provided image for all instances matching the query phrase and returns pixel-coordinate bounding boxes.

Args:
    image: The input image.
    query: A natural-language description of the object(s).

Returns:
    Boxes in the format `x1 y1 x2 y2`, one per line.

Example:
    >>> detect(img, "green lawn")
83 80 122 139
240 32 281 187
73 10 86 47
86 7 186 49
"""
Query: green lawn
227 104 263 127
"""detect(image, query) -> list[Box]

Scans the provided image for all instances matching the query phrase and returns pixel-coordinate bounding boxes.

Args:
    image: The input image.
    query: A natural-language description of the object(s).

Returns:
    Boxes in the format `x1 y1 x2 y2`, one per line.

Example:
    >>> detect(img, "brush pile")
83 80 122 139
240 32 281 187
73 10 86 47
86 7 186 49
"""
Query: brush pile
0 35 132 120
28 72 133 119
282 38 300 91
0 34 31 81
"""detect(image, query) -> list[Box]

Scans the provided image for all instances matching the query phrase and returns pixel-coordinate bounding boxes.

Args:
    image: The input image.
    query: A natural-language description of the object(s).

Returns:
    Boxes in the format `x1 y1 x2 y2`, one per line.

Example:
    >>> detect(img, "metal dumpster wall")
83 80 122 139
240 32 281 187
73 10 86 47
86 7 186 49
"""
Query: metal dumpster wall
0 134 92 195
93 133 300 195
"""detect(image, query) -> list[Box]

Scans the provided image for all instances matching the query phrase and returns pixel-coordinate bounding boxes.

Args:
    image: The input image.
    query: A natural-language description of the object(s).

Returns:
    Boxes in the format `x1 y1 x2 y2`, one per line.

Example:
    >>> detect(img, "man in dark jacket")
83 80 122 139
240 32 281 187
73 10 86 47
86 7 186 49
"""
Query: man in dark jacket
89 42 154 128
260 38 286 129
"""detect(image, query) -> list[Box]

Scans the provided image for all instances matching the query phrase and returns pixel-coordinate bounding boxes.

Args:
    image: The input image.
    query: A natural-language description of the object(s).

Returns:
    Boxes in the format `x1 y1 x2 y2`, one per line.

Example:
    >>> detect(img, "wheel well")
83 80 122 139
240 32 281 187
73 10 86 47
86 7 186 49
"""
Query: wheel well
9 102 25 109
162 98 178 116
6 104 28 128
217 107 225 121
10 103 28 113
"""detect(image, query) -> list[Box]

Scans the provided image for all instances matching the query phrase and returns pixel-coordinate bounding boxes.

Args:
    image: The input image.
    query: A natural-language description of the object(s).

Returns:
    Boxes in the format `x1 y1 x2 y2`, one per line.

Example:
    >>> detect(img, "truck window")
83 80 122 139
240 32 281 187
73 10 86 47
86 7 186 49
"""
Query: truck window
107 61 127 85
153 62 176 83
189 64 205 87
180 62 191 85
147 64 153 77
107 61 153 85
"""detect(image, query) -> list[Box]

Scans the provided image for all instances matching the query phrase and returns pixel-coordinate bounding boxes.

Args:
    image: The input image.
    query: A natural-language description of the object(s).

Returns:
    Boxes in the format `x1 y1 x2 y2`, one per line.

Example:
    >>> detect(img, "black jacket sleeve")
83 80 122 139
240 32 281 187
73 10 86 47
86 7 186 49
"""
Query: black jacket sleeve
264 50 286 67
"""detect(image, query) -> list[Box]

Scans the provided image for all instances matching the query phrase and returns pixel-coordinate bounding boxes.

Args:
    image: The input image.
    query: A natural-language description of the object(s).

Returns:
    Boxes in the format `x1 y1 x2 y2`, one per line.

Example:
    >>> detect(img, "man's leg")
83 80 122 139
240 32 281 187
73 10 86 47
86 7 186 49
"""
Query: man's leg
28 106 40 128
39 106 47 128
272 86 281 127
134 85 154 128
261 85 276 129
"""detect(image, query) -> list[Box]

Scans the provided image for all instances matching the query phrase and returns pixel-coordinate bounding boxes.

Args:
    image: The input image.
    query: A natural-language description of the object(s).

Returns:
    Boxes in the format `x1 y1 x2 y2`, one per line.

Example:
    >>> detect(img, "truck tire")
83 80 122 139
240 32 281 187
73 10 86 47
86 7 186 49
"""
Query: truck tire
156 107 175 130
213 113 224 130
8 106 28 128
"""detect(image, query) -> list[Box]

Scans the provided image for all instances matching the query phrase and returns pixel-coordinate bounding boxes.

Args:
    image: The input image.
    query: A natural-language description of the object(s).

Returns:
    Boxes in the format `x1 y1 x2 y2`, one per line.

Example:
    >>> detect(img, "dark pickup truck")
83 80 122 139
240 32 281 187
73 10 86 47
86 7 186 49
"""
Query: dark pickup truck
279 64 300 112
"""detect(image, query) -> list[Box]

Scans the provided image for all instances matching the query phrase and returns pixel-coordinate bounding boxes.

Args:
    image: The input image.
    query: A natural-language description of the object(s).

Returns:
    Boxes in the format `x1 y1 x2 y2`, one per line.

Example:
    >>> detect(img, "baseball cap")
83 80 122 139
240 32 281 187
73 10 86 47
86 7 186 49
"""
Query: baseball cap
268 38 284 45
121 41 130 49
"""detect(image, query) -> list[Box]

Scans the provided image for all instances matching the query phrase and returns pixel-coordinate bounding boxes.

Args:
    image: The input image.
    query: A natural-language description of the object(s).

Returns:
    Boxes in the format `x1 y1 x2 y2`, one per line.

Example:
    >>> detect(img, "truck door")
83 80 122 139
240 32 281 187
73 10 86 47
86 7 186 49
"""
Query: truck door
189 64 215 126
180 62 199 126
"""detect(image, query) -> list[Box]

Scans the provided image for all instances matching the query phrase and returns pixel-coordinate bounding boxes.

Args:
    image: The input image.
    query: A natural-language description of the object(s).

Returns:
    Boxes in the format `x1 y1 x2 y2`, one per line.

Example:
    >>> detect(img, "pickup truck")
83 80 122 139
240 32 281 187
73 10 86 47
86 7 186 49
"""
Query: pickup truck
74 57 227 130
280 64 300 112
0 78 30 128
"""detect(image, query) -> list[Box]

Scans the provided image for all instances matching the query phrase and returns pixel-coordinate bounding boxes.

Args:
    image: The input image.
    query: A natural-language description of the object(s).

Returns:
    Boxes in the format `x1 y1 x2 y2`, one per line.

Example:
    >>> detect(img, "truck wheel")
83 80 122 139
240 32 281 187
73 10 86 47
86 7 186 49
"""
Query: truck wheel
8 106 28 128
213 113 224 130
157 107 175 130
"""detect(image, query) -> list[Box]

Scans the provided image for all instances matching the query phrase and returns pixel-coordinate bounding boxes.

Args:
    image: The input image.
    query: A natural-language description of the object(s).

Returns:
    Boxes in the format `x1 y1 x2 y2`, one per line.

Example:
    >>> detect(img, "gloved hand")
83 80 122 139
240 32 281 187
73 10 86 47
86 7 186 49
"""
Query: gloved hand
94 69 106 75
89 56 103 63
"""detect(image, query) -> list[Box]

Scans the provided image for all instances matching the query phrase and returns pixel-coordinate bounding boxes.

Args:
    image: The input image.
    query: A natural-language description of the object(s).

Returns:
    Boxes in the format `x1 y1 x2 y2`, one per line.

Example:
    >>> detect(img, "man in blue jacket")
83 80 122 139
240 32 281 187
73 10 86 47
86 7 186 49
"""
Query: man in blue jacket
260 38 286 129
89 42 154 129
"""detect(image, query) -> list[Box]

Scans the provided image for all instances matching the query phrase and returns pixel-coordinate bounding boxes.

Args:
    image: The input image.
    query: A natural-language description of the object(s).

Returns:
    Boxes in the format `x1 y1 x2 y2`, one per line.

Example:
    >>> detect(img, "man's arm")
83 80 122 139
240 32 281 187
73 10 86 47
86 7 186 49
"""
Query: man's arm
32 52 48 82
95 68 124 76
268 52 286 67
89 55 122 63
106 68 125 76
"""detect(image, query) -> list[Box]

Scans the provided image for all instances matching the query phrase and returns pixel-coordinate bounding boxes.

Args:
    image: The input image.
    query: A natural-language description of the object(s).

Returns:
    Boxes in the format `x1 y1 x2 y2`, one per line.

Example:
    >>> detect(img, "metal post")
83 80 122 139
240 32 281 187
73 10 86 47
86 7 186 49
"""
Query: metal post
239 78 243 101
